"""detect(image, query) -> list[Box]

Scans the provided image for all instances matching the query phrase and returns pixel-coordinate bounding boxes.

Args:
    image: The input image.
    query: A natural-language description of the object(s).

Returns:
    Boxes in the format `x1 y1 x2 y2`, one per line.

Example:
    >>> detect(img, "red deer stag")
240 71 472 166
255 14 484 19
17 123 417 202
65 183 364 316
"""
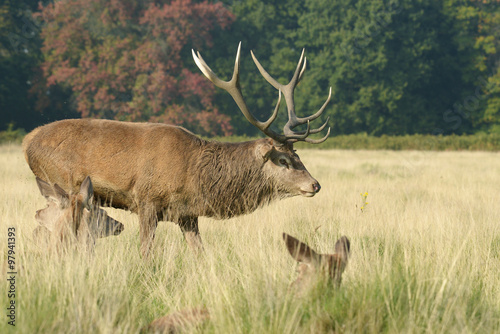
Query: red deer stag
23 43 331 257
33 176 124 249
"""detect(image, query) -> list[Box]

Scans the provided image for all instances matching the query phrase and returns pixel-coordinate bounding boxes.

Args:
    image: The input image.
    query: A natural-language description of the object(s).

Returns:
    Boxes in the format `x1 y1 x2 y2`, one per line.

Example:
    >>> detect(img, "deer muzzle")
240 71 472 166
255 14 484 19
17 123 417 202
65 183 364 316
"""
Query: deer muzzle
300 180 321 197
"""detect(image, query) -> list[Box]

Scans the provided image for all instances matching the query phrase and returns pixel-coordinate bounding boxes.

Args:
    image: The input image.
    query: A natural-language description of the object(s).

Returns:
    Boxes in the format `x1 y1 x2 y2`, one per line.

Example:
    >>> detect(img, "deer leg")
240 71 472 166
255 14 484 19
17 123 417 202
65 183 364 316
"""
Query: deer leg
178 216 203 251
139 206 158 258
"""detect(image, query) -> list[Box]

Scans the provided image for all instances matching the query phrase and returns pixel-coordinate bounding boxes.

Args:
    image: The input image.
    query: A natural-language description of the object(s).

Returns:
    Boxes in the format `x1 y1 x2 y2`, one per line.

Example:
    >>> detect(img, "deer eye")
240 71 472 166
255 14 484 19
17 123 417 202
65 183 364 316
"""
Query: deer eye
279 158 289 168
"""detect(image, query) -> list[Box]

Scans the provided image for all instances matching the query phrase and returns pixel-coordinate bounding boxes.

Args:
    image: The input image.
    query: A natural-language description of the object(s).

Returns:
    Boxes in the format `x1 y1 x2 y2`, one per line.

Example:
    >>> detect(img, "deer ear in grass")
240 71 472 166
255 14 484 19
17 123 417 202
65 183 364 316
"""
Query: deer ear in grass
78 176 94 209
283 233 321 264
335 236 350 263
36 177 70 207
283 233 351 288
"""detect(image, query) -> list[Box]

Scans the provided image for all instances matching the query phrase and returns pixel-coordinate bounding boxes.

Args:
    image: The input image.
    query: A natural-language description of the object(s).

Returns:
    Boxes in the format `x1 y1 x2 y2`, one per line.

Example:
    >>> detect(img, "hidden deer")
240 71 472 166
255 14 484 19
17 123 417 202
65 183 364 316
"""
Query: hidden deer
33 176 124 248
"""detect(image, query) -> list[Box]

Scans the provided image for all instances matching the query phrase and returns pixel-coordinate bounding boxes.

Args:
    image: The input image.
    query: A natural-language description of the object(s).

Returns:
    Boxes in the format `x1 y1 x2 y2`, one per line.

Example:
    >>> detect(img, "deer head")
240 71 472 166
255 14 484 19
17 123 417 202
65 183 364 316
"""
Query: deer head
193 43 332 197
283 233 350 289
34 176 124 246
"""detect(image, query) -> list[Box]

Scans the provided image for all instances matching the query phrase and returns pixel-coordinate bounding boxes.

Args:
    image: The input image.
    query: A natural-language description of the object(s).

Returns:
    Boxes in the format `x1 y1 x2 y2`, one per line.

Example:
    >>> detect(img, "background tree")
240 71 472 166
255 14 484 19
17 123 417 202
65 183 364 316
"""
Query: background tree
295 0 479 135
36 0 234 136
476 1 500 132
446 0 500 132
0 0 77 132
0 0 38 132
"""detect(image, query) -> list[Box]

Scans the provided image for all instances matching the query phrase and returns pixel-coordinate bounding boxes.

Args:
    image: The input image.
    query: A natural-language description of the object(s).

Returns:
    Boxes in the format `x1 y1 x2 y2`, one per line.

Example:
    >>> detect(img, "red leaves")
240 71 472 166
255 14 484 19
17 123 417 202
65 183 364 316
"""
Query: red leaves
179 69 215 108
37 0 234 136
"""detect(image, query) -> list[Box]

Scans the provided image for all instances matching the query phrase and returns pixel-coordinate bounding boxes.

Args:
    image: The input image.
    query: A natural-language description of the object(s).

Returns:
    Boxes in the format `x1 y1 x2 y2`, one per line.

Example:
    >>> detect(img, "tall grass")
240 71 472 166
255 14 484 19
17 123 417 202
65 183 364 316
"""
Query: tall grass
1 144 499 333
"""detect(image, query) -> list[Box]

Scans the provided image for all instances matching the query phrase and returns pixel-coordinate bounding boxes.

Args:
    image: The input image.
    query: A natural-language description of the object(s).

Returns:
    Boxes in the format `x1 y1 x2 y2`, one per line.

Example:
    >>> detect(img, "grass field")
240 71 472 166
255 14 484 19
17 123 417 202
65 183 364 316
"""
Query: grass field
1 143 500 333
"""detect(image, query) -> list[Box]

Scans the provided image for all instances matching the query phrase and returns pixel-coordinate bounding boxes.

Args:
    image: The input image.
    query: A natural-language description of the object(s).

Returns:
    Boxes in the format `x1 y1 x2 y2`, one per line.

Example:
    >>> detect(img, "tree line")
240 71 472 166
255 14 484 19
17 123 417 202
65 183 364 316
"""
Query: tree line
1 0 499 137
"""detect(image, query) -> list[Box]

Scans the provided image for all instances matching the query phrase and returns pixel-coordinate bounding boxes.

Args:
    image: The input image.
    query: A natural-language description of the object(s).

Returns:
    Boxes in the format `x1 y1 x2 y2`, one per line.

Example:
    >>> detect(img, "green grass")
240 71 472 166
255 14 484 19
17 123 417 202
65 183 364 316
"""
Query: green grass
1 144 500 333
210 132 500 151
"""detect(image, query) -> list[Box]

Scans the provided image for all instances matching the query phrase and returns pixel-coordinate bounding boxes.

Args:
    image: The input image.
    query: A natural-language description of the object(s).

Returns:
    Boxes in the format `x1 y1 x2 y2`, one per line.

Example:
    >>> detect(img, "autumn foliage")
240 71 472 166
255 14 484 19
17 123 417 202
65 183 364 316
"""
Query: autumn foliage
2 0 499 136
36 0 234 135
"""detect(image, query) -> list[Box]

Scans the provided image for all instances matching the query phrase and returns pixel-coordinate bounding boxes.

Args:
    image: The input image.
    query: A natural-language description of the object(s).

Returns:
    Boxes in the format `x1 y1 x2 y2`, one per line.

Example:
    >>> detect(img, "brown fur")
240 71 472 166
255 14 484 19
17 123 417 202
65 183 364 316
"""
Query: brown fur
196 141 280 218
24 119 321 256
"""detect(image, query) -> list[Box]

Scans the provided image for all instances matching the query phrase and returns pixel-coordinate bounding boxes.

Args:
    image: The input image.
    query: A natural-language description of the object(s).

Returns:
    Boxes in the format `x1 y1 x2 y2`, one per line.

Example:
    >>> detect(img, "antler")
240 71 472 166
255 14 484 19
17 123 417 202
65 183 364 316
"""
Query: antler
251 49 331 144
192 43 331 144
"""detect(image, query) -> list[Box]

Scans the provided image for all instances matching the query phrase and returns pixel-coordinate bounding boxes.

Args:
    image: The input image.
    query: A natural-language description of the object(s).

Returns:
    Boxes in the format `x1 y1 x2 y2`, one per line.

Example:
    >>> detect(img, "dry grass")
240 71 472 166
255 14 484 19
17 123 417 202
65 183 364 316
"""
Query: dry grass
1 144 500 333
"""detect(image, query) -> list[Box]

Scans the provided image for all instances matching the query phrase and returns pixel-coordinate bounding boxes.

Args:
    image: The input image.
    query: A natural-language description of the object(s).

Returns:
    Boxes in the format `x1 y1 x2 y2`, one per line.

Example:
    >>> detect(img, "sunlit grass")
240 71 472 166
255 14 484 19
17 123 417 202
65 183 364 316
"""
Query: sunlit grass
1 144 499 333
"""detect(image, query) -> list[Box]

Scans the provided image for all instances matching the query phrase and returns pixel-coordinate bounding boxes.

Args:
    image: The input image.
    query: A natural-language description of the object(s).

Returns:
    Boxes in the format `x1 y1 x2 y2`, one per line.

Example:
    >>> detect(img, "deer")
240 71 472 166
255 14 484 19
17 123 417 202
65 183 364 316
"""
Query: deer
143 233 351 333
33 176 124 249
282 233 350 290
23 43 332 257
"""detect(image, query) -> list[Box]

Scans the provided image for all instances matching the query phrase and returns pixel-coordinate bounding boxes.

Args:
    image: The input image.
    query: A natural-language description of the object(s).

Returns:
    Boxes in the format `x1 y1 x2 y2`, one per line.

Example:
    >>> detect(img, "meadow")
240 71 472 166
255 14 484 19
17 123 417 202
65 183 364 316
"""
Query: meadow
1 143 499 333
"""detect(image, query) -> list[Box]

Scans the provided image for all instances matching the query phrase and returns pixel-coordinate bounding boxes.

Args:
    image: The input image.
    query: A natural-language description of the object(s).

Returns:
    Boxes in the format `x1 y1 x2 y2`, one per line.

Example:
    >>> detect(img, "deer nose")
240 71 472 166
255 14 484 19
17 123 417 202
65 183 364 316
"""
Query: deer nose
313 182 321 193
113 221 125 235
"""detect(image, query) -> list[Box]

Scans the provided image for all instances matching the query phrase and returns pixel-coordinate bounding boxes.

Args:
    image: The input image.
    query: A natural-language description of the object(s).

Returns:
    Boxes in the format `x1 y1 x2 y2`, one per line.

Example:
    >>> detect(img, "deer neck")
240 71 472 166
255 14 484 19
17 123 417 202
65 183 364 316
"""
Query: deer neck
195 140 280 219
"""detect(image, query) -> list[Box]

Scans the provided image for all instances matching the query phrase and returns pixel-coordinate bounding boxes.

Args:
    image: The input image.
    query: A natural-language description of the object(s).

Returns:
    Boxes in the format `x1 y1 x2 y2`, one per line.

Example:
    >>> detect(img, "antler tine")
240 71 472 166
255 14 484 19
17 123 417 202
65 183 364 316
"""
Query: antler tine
298 57 307 83
250 48 305 96
290 49 306 88
294 87 332 125
288 127 331 144
305 127 331 144
250 50 282 91
293 117 330 135
193 43 284 142
251 48 305 124
192 50 226 88
283 120 311 140
265 90 281 130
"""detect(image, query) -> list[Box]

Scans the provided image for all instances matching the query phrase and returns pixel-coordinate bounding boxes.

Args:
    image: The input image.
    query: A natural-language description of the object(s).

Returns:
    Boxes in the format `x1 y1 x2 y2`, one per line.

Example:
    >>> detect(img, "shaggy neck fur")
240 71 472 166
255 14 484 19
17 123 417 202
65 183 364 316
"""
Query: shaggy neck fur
195 140 283 219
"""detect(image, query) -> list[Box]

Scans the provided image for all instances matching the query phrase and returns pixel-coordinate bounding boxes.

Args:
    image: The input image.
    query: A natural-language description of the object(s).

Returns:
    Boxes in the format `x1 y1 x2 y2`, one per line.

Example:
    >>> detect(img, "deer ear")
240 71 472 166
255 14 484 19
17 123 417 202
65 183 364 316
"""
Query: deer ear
257 139 275 161
335 236 350 263
36 177 69 206
283 233 321 264
79 176 94 209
